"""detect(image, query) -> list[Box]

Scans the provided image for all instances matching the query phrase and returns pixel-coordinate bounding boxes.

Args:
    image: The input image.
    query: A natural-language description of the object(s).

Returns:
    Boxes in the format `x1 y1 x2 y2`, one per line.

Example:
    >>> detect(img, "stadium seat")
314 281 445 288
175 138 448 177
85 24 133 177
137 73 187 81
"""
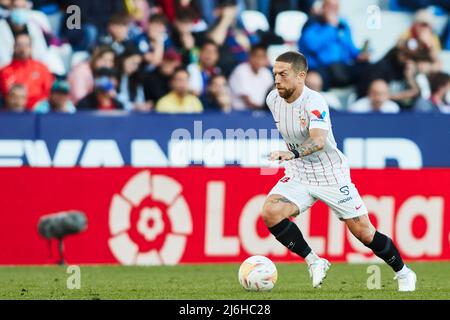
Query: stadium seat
347 11 414 62
434 15 448 36
241 10 270 33
328 86 356 110
441 51 450 73
267 44 297 66
274 11 308 43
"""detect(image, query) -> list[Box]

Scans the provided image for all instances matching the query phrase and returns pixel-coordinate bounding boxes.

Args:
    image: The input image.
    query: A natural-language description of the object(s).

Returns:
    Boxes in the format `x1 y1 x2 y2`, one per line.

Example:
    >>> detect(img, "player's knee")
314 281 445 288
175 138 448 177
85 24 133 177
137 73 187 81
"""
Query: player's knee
355 228 376 245
262 201 290 227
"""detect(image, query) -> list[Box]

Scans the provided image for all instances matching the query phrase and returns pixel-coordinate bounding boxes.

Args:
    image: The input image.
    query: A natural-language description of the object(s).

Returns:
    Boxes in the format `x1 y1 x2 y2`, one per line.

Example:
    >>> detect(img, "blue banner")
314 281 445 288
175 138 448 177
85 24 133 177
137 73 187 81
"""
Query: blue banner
0 111 449 168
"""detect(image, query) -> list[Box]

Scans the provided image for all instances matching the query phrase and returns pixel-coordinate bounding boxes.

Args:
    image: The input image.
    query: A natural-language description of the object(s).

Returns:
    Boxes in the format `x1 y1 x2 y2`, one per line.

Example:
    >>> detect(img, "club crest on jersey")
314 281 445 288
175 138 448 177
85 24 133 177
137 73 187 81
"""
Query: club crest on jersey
312 110 327 120
300 117 307 129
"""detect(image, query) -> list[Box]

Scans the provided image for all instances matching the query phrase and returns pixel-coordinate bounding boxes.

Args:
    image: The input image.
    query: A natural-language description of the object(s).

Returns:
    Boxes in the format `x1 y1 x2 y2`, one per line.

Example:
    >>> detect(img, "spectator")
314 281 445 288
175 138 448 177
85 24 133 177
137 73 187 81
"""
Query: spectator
298 0 368 89
397 10 442 72
156 67 203 113
358 10 441 103
68 46 116 104
229 44 273 111
76 72 124 111
187 40 221 96
143 49 183 106
208 2 251 76
34 80 76 113
61 0 126 51
127 0 152 31
200 74 232 112
2 83 27 112
0 0 65 74
170 8 206 65
134 13 166 70
414 72 450 113
158 0 201 23
305 71 342 110
116 48 151 111
99 13 136 56
348 80 400 113
0 33 53 109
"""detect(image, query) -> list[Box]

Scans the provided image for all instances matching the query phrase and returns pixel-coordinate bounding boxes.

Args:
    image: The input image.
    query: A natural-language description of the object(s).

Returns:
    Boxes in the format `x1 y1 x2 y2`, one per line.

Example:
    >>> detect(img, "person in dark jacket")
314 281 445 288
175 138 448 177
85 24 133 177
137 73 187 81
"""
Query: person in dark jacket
76 69 124 111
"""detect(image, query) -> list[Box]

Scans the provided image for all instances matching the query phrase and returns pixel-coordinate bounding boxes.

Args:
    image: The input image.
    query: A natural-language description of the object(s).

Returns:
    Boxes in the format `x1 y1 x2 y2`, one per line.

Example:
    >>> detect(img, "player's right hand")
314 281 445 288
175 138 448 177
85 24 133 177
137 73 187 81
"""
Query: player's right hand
268 151 295 163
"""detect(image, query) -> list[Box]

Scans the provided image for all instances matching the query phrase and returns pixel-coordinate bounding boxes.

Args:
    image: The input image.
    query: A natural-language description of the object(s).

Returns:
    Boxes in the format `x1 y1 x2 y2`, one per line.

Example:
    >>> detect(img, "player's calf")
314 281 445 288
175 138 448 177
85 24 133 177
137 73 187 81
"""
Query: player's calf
263 195 323 271
345 215 416 291
346 216 405 272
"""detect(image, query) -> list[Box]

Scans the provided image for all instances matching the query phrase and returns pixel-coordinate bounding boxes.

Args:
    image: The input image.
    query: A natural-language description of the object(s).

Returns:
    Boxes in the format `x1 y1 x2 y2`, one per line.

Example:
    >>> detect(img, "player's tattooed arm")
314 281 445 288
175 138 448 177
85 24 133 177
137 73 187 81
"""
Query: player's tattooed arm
297 128 328 157
269 129 328 162
297 137 322 157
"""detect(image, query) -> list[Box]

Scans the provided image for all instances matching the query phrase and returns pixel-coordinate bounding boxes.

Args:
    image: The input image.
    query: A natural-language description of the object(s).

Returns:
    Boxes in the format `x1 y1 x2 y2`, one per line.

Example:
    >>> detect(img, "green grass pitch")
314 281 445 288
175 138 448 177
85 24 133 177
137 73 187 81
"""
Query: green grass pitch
1 262 449 300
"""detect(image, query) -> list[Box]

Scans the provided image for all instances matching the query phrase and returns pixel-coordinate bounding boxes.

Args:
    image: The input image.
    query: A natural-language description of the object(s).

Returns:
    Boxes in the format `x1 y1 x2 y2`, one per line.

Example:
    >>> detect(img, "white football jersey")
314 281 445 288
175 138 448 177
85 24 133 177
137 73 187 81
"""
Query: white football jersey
266 86 350 186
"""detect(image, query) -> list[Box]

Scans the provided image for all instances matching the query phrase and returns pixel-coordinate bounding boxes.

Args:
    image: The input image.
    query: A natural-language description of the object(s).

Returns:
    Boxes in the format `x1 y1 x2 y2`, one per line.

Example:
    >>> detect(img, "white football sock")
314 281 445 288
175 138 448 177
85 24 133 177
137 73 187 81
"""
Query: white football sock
305 251 320 266
395 264 410 277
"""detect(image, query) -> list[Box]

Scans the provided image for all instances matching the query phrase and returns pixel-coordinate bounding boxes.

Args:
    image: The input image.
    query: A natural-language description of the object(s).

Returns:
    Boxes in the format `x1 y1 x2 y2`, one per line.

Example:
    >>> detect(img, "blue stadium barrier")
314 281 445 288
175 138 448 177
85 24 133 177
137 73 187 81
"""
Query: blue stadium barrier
0 111 448 168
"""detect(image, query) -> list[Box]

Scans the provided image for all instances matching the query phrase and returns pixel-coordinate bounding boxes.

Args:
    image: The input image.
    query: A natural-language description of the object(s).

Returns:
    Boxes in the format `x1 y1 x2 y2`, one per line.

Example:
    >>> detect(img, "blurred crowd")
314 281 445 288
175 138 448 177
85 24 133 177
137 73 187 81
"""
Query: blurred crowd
0 0 449 114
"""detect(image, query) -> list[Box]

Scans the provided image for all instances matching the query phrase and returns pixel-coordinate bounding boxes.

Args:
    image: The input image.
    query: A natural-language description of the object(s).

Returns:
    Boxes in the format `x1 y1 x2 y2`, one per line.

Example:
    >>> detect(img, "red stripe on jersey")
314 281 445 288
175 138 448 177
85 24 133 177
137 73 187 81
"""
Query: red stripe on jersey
334 150 346 179
291 106 299 139
325 151 339 184
284 105 291 139
318 154 330 185
309 159 319 185
301 159 311 184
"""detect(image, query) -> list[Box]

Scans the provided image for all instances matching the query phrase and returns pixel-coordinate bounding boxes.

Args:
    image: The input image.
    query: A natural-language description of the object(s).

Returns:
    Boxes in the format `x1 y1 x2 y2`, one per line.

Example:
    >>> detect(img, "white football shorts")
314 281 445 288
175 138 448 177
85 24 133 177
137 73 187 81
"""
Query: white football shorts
268 176 368 220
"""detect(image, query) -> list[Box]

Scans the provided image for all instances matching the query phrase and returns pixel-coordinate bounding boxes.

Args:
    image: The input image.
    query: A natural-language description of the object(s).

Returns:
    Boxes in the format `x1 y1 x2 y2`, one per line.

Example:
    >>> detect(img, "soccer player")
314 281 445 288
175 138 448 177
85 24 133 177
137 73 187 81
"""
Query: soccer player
263 51 417 291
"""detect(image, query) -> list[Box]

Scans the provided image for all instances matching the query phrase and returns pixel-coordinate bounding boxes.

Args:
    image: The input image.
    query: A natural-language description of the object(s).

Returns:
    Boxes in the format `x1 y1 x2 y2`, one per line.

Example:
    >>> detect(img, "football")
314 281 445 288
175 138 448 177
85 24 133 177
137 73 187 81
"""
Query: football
238 256 278 291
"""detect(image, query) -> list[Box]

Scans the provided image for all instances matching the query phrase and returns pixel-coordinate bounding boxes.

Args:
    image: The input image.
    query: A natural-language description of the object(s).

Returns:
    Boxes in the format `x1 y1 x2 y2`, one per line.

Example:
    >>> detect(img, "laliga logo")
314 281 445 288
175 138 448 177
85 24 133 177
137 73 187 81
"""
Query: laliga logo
108 171 192 265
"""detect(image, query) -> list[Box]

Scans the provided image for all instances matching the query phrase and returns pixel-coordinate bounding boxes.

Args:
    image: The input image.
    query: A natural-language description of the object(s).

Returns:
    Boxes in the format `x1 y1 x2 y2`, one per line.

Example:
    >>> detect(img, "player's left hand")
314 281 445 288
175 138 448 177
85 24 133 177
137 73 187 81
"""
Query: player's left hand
269 151 295 163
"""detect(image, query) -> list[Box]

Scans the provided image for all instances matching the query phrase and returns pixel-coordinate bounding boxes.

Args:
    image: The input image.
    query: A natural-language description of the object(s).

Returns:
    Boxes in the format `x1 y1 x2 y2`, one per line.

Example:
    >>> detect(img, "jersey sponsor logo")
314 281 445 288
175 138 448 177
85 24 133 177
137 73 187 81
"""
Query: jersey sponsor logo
338 186 353 204
338 196 353 204
340 186 350 196
311 110 327 120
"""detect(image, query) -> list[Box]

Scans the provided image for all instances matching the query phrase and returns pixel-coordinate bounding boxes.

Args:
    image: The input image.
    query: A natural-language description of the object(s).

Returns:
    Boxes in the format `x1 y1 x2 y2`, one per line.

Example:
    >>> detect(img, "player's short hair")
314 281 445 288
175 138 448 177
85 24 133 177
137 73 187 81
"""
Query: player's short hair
276 51 308 73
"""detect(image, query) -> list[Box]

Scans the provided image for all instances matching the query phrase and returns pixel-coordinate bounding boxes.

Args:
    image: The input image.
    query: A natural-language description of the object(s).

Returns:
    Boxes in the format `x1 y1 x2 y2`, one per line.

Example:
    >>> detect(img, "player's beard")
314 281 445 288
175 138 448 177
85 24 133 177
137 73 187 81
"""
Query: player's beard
277 87 295 100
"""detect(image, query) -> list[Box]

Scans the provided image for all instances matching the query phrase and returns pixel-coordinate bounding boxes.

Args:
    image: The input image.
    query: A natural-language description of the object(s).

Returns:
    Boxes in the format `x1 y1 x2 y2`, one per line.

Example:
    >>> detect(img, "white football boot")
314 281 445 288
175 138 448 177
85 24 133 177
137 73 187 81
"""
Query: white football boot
308 258 331 288
394 268 417 292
